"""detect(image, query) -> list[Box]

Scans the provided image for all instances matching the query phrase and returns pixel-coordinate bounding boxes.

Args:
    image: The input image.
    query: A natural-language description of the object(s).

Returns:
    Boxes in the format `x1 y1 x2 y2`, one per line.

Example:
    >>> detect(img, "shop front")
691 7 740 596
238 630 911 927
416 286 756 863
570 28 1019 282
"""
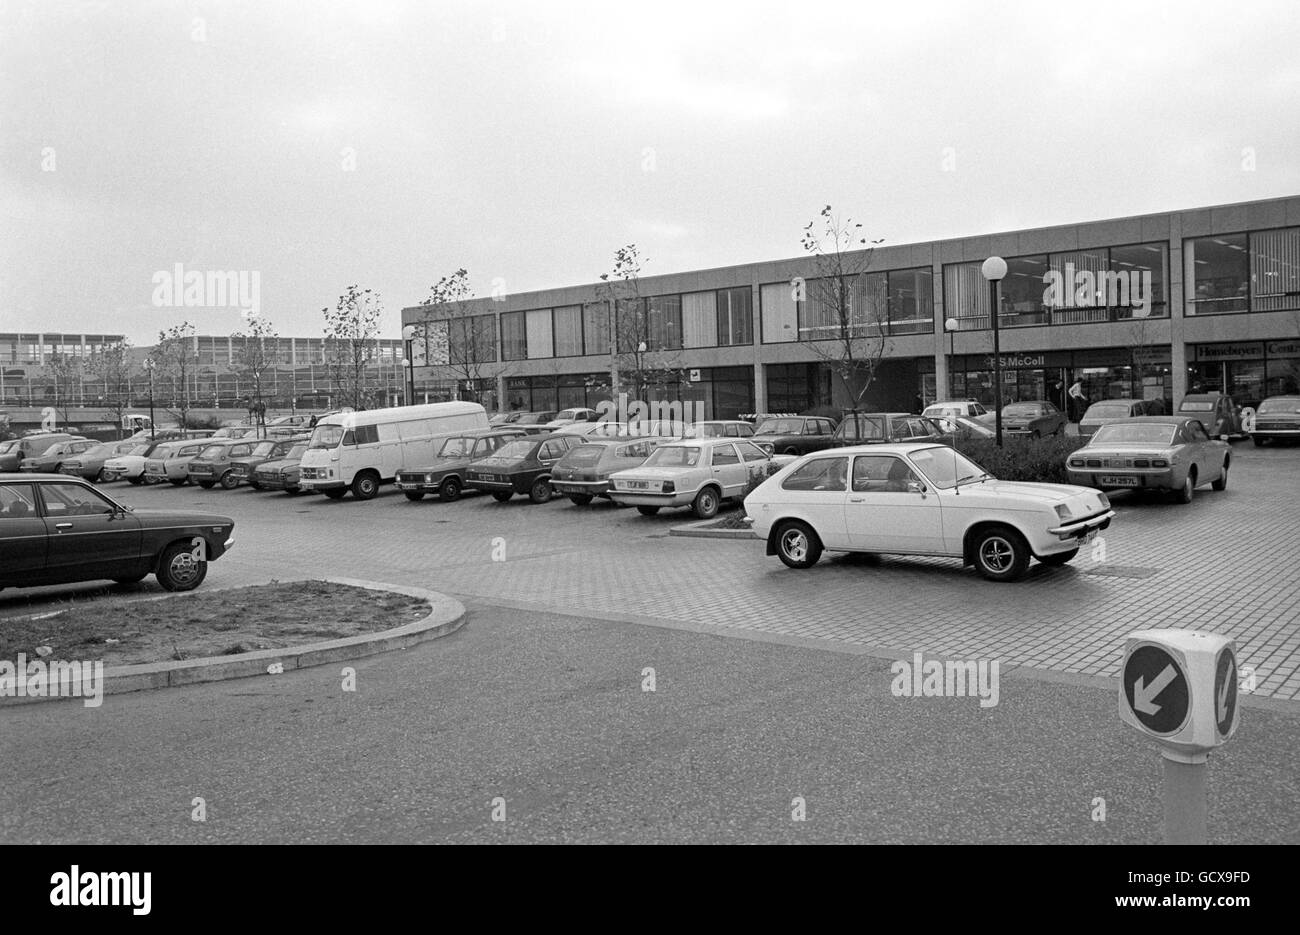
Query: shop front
1189 341 1300 410
948 347 1172 414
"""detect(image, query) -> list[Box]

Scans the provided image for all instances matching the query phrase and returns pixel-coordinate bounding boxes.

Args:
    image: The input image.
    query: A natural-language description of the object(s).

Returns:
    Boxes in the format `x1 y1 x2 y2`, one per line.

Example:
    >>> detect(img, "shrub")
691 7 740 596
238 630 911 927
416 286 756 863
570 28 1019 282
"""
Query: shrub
955 435 1088 485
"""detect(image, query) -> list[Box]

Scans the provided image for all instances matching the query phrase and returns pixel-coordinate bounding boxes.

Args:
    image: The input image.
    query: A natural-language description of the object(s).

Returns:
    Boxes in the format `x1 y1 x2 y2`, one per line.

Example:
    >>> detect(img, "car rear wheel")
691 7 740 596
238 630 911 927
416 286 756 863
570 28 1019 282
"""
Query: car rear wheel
404 491 425 501
529 478 553 503
219 471 239 490
439 477 462 502
197 481 216 489
351 471 380 500
285 486 301 496
783 446 800 456
95 468 108 483
1176 469 1196 504
127 476 144 485
323 488 347 499
248 480 262 490
972 526 1030 582
775 521 822 569
492 491 513 502
636 505 660 516
692 486 720 519
1211 462 1228 491
569 494 594 506
1038 548 1078 567
156 541 207 592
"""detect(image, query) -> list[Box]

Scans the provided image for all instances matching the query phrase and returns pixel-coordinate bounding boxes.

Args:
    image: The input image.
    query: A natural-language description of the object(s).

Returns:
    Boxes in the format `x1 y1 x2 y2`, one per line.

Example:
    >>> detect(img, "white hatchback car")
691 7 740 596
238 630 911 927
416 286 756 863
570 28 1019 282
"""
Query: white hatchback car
922 399 989 421
609 438 785 518
744 443 1114 581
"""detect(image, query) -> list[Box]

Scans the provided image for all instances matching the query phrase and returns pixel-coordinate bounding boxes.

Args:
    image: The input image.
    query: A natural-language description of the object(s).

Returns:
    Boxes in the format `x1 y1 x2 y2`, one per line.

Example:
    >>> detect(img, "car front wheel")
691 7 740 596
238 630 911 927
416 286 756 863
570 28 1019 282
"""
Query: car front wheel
439 477 462 502
972 526 1030 582
775 521 822 569
492 491 513 502
219 471 239 490
156 541 208 592
529 478 553 504
323 488 347 499
351 471 380 500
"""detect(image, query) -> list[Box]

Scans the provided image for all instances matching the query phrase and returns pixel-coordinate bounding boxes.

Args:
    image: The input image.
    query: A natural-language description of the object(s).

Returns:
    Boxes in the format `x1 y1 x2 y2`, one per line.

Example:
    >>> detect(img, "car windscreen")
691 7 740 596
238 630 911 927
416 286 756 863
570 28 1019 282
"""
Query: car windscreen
1003 404 1041 416
1179 401 1215 411
561 445 606 466
198 444 228 458
1259 397 1300 413
309 424 345 449
1092 424 1178 445
643 446 701 468
838 416 885 440
1085 403 1132 419
556 410 583 421
439 436 477 458
908 447 991 489
126 444 151 456
79 444 113 458
0 440 18 454
493 440 536 460
755 419 801 435
251 441 279 457
285 444 309 459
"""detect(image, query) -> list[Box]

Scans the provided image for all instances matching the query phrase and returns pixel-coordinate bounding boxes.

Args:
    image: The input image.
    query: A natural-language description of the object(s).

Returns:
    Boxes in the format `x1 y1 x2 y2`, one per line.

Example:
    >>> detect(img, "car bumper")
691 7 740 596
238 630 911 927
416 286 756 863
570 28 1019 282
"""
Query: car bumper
300 479 345 490
1046 510 1115 542
608 490 692 508
553 480 611 496
256 475 297 489
465 476 525 492
1251 428 1300 440
1066 469 1176 490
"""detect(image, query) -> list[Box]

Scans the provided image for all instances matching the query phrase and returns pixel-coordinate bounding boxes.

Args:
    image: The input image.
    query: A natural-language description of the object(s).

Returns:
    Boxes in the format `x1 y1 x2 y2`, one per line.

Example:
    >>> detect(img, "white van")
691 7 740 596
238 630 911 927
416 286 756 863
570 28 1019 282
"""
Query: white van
298 402 489 500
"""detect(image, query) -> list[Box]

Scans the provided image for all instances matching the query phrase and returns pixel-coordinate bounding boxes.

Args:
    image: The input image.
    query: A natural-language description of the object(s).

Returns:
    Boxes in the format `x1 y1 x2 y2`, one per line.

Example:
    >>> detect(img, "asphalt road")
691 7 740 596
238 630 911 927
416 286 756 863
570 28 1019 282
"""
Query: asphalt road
2 604 1296 844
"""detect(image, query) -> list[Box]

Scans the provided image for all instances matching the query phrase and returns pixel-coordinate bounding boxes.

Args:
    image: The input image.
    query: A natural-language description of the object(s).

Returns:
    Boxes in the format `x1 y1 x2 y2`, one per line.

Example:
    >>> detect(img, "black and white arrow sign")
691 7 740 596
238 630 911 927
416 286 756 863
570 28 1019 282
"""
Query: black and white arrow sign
1123 645 1190 735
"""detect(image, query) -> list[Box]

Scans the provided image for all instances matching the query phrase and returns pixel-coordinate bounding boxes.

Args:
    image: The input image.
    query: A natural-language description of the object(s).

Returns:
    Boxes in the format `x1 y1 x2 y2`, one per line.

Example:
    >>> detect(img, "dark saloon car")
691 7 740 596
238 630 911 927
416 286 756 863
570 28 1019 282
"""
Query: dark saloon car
0 433 86 473
1078 398 1166 437
395 429 528 501
831 412 945 446
464 433 583 503
228 436 309 488
997 401 1067 438
551 437 665 504
18 438 98 474
1176 393 1243 438
186 440 259 489
250 441 310 494
750 415 840 456
0 474 235 592
512 411 560 435
1250 395 1300 446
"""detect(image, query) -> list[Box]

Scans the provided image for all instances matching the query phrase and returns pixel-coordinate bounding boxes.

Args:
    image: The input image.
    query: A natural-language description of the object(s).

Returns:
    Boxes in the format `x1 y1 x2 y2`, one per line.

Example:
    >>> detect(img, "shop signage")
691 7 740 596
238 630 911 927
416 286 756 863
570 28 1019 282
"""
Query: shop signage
1194 342 1264 362
1266 340 1300 358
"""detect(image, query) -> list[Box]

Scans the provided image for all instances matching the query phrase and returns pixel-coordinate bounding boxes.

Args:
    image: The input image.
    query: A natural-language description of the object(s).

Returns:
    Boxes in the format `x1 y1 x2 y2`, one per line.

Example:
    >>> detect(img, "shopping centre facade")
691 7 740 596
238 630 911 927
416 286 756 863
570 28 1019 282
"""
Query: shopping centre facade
401 194 1300 419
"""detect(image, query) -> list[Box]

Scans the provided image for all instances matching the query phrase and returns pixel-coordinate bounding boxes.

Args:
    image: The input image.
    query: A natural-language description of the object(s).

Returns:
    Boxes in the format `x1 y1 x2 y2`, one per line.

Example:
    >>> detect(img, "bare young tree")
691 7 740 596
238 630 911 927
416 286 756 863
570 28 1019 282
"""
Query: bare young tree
149 321 198 431
597 244 687 403
86 338 138 438
232 315 281 434
799 205 889 417
322 285 382 411
413 269 502 404
41 351 84 429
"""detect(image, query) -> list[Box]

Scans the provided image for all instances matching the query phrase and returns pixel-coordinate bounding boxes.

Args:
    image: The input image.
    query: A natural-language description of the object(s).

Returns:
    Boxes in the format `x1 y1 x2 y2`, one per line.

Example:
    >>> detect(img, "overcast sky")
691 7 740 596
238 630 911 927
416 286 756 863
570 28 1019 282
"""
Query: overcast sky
2 0 1298 345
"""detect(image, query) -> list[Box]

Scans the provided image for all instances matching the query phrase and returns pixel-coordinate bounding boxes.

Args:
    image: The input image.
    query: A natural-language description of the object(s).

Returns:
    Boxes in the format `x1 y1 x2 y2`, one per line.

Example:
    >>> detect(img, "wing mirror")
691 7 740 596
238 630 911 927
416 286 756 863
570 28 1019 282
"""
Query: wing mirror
907 480 927 496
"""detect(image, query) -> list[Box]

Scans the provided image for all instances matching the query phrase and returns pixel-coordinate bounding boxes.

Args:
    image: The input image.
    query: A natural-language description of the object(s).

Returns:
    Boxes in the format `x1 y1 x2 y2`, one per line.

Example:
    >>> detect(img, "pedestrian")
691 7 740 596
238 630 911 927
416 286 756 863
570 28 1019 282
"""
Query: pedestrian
1067 376 1088 421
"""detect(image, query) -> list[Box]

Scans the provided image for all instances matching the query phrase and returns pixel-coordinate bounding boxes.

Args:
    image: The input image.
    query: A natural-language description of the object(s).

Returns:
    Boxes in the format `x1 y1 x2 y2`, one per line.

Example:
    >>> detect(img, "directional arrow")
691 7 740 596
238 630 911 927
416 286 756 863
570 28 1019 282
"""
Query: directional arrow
1217 670 1231 722
1134 664 1177 715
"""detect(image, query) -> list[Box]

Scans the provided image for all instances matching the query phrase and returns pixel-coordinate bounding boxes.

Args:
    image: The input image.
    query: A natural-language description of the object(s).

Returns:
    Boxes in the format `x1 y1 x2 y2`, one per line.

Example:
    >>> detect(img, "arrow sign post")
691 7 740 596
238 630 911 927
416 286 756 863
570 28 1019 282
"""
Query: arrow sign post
1119 630 1240 846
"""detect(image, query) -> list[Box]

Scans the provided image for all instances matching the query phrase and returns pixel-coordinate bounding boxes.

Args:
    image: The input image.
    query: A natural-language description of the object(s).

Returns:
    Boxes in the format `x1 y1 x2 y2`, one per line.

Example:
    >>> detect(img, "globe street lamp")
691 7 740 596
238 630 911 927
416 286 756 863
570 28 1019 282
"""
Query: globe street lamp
943 317 959 398
981 256 1008 447
401 325 418 406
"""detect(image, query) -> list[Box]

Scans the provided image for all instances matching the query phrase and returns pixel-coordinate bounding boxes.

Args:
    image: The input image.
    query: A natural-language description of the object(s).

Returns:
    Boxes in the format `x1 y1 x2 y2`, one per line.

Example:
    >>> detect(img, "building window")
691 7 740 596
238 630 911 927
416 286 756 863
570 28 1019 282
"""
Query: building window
760 281 799 343
1045 251 1106 324
582 302 609 357
1250 228 1300 313
716 286 752 345
553 305 583 357
1186 234 1250 315
448 314 498 365
943 262 991 330
501 311 527 361
644 295 682 350
1109 243 1168 319
525 309 553 359
682 291 718 348
887 268 934 334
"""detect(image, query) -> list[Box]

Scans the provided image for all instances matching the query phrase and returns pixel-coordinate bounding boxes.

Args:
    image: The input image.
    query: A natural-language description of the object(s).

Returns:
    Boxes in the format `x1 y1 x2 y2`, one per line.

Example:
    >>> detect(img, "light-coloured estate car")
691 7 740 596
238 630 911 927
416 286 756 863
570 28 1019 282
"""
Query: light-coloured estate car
1250 395 1300 446
609 438 790 518
922 400 989 421
1065 417 1230 503
142 439 211 486
744 443 1114 581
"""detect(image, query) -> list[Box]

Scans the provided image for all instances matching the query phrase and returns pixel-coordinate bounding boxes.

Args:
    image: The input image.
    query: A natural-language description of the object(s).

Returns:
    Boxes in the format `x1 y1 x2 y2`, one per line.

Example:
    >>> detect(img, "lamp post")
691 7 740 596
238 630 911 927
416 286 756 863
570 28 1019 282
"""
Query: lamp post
981 257 1008 447
401 325 417 406
944 317 959 399
143 358 156 440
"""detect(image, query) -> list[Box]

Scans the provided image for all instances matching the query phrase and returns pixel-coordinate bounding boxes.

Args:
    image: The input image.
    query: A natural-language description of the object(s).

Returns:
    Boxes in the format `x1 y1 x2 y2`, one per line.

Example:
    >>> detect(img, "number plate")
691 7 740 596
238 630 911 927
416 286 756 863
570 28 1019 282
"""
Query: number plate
1082 529 1098 543
1099 475 1138 487
626 480 650 489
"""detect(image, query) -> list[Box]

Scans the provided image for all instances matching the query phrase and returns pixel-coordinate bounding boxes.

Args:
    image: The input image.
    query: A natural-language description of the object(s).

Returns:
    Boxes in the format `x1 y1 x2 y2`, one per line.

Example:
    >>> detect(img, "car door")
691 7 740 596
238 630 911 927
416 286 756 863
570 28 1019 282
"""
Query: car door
845 454 945 553
537 439 566 473
708 443 748 497
779 456 851 548
1183 420 1217 479
37 480 142 582
0 483 49 582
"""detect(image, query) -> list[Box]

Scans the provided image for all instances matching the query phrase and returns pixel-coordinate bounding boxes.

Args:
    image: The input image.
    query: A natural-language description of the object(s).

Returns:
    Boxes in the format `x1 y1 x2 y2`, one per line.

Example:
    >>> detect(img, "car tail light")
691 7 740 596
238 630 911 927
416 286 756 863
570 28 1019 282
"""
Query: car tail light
1152 459 1168 467
662 481 675 493
1085 459 1101 468
1133 459 1150 468
1068 458 1084 467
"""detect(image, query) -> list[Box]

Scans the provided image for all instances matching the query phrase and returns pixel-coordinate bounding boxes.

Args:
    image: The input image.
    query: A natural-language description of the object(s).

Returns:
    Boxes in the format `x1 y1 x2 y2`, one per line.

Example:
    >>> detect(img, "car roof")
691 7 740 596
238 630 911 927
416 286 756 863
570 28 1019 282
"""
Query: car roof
656 437 755 447
1179 394 1225 402
1098 416 1190 425
0 472 92 483
804 442 946 457
843 411 911 418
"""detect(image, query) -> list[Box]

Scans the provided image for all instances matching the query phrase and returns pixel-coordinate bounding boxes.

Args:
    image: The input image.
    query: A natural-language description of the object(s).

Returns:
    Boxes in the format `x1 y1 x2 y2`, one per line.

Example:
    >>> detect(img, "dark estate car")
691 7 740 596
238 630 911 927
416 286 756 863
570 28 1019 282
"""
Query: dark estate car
58 440 141 481
395 429 528 501
464 433 584 503
250 441 311 494
228 436 309 488
186 439 259 489
551 437 664 504
0 474 235 592
831 412 945 446
750 416 840 456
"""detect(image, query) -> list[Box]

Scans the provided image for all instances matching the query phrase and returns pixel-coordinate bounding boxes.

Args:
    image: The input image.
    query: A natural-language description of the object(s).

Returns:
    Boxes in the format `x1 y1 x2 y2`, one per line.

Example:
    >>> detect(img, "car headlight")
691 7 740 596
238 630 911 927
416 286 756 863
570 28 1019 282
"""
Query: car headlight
1054 504 1073 521
425 474 433 483
1098 493 1110 509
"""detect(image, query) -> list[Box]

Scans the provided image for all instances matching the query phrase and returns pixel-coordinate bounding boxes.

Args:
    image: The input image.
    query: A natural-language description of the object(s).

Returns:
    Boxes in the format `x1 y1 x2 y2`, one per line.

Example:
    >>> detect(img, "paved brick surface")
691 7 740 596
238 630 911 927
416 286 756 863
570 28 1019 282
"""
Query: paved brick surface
4 443 1298 701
